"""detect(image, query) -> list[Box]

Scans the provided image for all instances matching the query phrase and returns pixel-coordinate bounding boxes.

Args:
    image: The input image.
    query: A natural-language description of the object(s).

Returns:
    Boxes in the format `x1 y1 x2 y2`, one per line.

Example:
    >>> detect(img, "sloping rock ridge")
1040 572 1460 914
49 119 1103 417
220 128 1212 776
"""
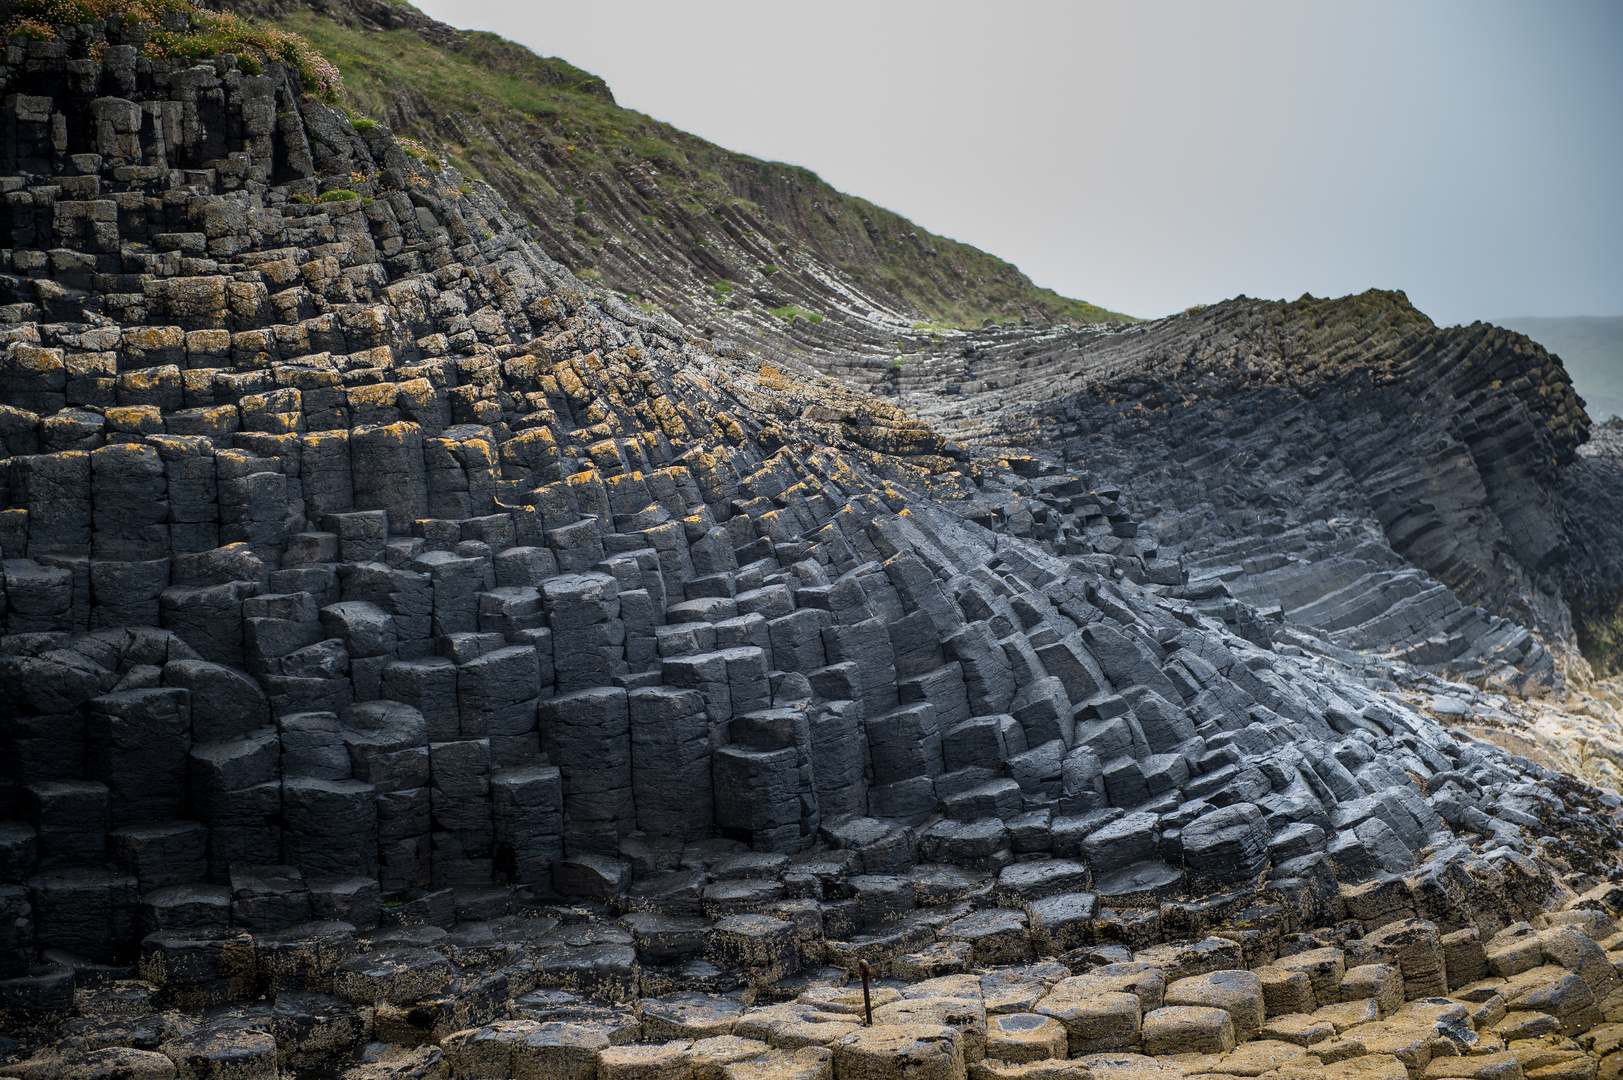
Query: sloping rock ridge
1 16 1623 1080
221 0 1133 372
905 295 1623 693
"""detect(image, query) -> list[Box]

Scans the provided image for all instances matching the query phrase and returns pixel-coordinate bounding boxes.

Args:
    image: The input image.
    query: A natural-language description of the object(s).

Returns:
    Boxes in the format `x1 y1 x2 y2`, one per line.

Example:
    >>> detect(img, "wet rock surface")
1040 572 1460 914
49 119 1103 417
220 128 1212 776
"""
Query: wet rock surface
1 13 1623 1080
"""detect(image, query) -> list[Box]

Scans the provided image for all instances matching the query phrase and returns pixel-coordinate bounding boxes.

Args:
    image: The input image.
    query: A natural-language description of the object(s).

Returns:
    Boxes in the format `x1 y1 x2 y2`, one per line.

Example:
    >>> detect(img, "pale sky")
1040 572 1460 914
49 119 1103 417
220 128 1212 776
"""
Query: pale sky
414 0 1622 326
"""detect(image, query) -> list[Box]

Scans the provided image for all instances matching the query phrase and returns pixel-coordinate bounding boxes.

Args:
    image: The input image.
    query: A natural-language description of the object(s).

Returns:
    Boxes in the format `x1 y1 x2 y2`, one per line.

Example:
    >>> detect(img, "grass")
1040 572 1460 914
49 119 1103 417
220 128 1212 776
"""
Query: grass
1576 598 1623 679
395 138 441 168
280 12 610 134
769 305 824 324
263 2 1136 329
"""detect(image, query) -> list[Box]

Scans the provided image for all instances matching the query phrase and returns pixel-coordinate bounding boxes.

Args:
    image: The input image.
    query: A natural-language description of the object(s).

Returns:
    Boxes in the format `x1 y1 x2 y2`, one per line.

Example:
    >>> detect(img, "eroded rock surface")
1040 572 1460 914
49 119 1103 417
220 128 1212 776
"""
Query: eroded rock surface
903 298 1623 702
1 14 1623 1080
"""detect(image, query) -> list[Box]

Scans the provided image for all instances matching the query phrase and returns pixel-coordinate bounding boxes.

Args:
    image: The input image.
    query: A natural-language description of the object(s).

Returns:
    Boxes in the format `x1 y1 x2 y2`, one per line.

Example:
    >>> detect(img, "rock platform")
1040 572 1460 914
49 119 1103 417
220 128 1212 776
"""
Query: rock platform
10 859 1623 1080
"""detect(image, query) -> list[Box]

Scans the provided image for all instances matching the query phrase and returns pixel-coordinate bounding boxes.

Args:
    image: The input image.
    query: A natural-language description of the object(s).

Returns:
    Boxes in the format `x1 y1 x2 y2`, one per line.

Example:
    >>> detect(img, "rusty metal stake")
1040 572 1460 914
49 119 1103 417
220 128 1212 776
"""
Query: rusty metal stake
859 960 873 1026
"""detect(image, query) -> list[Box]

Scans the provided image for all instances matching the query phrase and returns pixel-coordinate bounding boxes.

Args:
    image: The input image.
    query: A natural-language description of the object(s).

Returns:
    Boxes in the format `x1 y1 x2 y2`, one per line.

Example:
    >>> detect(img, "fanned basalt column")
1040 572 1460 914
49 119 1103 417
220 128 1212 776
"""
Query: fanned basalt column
906 294 1623 696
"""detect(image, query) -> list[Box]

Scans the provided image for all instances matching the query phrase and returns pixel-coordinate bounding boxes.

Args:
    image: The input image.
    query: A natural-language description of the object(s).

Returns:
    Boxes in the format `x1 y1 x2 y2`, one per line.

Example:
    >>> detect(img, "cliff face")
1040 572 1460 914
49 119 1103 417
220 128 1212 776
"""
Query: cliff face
905 291 1623 689
203 0 1623 689
9 10 1623 1079
1562 418 1623 672
217 0 1132 372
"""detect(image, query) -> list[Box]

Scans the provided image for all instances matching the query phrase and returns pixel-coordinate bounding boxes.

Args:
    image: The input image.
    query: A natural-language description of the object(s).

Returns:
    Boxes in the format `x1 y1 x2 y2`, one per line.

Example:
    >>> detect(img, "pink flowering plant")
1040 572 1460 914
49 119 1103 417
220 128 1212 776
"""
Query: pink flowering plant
3 0 346 104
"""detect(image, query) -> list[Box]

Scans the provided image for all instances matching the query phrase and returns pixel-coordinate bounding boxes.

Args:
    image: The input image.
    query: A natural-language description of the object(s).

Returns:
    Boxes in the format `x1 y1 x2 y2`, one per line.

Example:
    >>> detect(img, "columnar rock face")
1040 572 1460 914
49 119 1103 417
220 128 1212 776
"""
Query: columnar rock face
3 14 1623 1080
903 297 1623 697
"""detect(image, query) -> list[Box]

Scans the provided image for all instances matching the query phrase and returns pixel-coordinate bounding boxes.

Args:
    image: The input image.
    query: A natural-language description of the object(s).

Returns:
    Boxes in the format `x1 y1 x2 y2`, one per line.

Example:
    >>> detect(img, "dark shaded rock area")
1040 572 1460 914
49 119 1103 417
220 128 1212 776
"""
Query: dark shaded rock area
1 17 1623 1080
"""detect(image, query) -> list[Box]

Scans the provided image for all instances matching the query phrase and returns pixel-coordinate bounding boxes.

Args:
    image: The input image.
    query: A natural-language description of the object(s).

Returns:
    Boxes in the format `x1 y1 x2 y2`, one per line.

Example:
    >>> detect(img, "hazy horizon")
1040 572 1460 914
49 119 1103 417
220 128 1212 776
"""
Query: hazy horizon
414 0 1621 328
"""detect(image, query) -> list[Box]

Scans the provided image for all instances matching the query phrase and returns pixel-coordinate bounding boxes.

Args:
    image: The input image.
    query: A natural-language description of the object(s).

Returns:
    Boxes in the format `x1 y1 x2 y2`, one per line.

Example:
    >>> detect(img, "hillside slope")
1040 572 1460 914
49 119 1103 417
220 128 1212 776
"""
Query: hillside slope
222 0 1132 367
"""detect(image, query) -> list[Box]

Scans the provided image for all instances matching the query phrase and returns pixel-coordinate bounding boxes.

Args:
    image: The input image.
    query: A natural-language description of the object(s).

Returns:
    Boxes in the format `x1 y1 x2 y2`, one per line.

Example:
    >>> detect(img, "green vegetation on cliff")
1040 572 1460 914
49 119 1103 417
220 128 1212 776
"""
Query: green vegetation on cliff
5 0 346 100
245 0 1131 331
